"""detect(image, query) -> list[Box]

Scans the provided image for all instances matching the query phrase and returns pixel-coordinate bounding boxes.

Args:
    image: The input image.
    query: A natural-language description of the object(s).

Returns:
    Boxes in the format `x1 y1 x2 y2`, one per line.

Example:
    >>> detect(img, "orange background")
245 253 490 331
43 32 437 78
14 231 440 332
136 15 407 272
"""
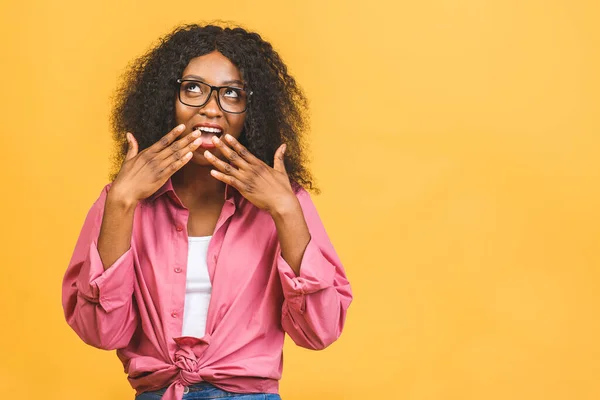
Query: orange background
1 0 599 399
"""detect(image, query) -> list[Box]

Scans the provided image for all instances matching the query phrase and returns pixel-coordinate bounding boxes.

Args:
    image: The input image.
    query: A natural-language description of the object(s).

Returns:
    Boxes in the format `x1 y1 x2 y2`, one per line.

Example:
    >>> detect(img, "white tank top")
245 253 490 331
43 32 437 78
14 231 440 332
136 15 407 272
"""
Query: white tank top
181 236 213 338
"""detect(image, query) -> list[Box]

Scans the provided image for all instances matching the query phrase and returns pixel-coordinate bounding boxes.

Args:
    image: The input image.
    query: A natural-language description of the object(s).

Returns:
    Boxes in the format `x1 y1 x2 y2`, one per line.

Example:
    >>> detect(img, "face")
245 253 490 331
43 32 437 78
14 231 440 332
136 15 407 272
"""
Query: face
174 51 247 166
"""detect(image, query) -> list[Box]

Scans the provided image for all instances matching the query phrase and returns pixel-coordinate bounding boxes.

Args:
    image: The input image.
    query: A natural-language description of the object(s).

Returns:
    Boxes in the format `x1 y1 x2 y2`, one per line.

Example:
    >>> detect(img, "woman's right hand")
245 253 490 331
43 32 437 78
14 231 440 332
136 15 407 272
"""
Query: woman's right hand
108 124 201 205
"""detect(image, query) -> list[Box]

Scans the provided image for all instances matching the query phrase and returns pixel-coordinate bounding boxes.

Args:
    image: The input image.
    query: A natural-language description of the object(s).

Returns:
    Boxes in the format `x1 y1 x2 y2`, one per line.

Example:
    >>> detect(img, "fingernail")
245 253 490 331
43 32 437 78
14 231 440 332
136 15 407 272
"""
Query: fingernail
225 134 233 141
178 124 185 131
282 144 287 154
126 133 130 142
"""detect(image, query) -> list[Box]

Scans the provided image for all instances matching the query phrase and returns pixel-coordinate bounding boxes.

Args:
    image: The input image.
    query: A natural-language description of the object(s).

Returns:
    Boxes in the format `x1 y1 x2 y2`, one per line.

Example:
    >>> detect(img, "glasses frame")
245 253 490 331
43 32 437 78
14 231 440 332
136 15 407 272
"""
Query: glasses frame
176 79 252 114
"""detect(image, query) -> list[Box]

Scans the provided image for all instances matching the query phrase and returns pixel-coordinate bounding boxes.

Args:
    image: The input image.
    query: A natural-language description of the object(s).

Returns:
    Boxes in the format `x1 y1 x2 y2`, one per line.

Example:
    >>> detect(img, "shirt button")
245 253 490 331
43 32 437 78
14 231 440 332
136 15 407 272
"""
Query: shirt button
176 226 183 232
174 267 182 273
171 312 178 318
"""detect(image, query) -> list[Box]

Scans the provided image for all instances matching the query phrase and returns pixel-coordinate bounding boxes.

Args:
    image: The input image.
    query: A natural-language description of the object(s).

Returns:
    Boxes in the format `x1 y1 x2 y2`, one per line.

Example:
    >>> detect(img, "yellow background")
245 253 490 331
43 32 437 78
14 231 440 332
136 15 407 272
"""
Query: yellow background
1 0 599 399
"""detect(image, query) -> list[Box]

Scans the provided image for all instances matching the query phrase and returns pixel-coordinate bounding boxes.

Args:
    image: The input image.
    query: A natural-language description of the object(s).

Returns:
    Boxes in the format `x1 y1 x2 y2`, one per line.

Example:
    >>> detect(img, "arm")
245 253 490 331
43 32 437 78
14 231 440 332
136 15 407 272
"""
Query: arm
274 188 353 350
200 135 352 349
62 125 203 350
61 184 139 350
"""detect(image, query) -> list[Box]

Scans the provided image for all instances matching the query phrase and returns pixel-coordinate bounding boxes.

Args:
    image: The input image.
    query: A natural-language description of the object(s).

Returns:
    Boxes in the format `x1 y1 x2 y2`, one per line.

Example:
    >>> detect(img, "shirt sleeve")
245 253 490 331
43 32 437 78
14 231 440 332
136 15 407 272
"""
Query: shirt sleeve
277 187 353 350
61 184 139 350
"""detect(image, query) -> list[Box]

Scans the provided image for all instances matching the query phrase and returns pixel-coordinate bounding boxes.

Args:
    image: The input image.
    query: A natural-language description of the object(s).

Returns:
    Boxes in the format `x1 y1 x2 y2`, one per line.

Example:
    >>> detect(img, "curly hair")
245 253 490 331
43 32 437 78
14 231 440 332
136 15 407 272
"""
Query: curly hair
110 23 318 194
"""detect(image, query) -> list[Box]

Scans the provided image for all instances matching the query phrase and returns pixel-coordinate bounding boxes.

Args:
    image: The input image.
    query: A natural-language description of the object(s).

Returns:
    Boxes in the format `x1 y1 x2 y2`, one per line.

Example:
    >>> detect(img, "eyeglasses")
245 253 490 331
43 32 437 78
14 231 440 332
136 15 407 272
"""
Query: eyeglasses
176 79 252 114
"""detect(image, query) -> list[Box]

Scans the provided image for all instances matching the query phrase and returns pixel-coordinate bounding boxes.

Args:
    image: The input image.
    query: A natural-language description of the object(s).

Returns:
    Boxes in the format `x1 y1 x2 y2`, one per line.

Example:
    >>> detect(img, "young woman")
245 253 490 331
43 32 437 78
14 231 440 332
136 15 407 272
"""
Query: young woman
62 23 352 400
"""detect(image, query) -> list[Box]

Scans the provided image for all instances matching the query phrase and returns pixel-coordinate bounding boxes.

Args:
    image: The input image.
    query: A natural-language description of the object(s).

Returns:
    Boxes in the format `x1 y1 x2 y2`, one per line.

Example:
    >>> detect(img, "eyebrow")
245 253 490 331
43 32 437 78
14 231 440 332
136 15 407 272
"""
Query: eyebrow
182 75 245 87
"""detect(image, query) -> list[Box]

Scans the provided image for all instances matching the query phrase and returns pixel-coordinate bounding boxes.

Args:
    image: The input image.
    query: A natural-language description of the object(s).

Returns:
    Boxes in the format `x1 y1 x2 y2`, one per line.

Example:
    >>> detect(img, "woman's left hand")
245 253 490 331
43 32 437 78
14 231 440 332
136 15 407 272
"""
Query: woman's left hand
204 134 298 215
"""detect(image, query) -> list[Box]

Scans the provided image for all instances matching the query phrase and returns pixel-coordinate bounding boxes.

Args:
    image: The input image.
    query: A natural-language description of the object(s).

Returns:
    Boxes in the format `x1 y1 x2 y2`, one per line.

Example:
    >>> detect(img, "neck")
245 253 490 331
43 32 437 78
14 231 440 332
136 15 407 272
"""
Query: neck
171 163 226 209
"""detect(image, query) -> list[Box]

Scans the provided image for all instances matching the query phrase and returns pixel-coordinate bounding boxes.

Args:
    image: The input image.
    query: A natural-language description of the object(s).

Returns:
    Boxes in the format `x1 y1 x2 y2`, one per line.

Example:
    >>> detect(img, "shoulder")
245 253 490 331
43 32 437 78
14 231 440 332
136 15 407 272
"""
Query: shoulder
291 181 312 200
290 181 321 216
89 182 113 209
87 182 122 215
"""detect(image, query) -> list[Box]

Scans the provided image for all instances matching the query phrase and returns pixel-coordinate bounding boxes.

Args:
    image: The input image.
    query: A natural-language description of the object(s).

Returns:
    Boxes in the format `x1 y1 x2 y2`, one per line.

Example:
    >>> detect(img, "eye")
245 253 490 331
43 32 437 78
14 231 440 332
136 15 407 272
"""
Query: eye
223 88 241 98
184 82 202 93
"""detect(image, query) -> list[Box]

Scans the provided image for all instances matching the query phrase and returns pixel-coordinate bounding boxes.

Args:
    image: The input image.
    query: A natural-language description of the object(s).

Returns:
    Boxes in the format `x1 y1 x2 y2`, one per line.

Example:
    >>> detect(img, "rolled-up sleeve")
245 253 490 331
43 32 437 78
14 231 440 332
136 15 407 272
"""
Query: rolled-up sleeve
62 184 138 350
277 188 353 350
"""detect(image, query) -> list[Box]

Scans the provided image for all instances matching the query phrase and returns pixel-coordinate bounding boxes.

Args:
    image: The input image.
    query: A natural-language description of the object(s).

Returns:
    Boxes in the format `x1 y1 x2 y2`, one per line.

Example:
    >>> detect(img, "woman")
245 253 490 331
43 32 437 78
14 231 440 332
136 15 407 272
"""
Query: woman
62 23 352 400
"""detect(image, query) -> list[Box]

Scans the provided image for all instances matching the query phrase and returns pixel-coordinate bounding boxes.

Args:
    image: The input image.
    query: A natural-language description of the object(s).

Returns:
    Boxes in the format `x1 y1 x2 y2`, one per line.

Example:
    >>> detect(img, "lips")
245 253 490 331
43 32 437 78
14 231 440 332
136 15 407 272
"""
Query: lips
192 124 223 149
192 123 224 135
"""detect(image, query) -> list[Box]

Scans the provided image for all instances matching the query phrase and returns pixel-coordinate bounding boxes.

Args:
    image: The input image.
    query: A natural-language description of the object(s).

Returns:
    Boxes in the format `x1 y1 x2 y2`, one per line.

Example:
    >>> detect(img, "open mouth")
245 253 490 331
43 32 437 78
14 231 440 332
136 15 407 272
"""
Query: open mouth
193 126 223 149
194 126 223 135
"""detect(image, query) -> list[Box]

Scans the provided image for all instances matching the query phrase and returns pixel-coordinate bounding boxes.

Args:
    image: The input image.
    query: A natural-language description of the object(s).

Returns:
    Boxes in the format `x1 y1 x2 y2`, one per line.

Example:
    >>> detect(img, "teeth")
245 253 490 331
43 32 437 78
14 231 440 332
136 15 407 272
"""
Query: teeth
195 126 222 133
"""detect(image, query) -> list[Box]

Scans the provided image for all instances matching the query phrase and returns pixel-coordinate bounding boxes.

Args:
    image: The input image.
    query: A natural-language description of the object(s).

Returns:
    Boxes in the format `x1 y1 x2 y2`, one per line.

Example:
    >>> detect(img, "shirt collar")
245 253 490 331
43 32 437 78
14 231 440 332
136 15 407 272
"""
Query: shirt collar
147 178 237 204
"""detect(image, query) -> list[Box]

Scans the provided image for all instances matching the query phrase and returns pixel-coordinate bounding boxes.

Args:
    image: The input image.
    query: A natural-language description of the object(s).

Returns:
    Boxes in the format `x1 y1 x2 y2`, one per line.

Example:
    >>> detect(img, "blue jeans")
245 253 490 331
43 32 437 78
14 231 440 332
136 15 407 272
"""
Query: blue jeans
135 382 282 400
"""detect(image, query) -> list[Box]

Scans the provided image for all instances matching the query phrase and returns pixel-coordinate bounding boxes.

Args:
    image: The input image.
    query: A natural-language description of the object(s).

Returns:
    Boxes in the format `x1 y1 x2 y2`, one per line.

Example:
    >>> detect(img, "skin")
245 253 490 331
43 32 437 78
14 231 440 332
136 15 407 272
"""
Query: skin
169 52 248 236
173 52 247 168
98 51 310 275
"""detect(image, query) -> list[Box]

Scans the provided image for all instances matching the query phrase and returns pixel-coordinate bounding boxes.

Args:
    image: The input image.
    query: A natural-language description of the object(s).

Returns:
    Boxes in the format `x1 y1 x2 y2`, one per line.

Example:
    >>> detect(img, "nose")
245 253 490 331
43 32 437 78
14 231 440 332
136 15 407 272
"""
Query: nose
198 90 222 118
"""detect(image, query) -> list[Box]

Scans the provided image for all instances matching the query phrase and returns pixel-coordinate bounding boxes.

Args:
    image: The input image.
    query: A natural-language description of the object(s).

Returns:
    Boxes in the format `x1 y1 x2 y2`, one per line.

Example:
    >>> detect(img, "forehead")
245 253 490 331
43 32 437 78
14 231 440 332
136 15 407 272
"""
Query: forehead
181 51 242 85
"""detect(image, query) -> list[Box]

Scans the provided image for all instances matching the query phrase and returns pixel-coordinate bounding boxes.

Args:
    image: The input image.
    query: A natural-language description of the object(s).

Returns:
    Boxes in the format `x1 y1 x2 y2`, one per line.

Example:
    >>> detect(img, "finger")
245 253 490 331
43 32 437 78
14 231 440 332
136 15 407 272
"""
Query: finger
211 135 250 169
158 151 194 179
273 144 287 174
125 132 139 161
157 129 201 162
203 150 243 179
210 169 243 190
222 134 261 164
158 135 203 171
147 124 186 154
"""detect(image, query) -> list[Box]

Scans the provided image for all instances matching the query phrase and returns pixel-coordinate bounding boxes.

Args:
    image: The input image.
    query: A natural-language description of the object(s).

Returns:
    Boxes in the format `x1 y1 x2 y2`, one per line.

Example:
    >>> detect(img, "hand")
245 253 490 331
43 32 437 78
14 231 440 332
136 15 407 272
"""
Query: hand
204 134 298 215
109 124 202 205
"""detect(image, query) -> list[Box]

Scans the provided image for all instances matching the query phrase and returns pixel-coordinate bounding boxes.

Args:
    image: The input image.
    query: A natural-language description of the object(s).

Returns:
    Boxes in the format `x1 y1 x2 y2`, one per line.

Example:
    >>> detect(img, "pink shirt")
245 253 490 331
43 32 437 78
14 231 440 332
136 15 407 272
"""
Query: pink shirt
62 179 352 400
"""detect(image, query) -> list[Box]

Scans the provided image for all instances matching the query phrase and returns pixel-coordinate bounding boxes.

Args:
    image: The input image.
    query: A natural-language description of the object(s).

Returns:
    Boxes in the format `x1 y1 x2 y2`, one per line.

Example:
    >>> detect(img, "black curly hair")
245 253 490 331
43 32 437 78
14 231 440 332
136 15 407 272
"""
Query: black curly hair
110 23 318 194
